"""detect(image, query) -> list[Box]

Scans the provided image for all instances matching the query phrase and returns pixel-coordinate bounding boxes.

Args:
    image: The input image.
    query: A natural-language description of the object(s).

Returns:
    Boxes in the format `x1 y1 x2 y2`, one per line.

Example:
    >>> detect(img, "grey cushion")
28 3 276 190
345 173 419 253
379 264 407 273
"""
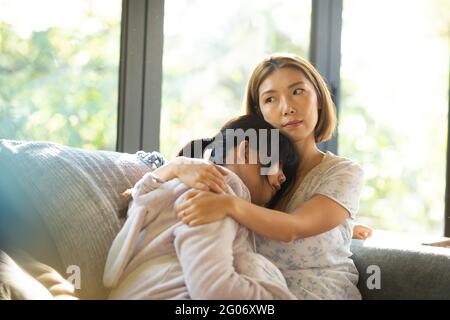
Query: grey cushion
351 239 450 299
0 139 154 299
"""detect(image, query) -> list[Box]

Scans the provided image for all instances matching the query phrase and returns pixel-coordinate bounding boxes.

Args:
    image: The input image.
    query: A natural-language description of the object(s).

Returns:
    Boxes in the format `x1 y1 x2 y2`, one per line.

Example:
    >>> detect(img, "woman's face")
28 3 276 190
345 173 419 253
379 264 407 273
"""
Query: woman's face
258 67 319 144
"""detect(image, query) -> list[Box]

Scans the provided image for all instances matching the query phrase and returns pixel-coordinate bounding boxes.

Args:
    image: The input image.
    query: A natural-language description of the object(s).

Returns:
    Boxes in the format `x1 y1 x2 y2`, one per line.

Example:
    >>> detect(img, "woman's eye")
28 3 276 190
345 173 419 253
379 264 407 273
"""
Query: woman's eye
293 88 304 95
265 97 275 104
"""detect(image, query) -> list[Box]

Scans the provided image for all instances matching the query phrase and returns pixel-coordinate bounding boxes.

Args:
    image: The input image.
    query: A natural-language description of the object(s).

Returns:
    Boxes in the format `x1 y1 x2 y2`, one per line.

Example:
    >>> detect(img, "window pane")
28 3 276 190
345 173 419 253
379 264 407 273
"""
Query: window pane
161 0 311 159
0 0 121 150
339 0 449 235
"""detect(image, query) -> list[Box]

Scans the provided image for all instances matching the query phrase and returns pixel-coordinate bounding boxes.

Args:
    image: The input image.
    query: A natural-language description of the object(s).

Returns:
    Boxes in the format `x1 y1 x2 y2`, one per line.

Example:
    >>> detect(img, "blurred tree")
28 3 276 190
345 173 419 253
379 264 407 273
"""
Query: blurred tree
0 1 120 150
339 0 449 236
161 0 310 159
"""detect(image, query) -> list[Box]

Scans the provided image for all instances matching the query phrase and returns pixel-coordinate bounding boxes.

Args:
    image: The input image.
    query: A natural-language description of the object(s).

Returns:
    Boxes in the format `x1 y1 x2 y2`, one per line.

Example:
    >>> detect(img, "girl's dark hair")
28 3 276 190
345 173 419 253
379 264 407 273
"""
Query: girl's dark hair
177 114 300 208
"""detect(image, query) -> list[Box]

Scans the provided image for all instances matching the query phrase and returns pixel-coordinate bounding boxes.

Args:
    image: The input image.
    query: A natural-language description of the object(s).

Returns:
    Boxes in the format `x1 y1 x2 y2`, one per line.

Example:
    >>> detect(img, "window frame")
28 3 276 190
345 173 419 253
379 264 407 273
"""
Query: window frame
116 0 164 153
446 99 450 237
309 0 342 155
117 0 450 237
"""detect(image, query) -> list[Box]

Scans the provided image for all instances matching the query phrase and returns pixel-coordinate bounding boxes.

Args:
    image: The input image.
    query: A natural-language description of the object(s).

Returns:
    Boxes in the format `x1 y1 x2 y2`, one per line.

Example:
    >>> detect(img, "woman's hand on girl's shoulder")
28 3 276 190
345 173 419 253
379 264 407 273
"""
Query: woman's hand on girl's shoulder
173 158 229 194
152 156 229 193
176 190 236 226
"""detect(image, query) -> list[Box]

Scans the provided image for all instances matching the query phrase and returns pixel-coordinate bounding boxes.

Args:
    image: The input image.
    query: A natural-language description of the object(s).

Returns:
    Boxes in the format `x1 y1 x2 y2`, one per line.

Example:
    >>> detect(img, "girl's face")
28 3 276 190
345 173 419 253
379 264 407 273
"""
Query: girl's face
236 148 286 206
258 67 319 144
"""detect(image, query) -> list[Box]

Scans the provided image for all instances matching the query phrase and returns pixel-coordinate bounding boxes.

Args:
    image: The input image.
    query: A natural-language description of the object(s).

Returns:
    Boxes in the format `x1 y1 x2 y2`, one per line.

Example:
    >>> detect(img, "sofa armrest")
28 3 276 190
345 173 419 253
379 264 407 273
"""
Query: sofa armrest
350 231 450 300
0 139 155 299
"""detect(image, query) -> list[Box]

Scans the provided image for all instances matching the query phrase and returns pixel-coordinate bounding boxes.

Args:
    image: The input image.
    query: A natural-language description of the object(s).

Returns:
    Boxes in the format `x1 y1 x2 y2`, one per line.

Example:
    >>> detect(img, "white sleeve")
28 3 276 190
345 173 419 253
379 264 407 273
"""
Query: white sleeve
173 218 281 300
314 160 364 219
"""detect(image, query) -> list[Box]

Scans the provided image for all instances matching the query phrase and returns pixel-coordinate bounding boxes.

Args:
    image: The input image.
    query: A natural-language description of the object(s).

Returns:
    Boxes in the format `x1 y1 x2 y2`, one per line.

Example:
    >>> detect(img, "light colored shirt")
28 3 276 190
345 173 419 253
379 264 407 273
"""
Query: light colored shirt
256 151 364 299
103 163 296 300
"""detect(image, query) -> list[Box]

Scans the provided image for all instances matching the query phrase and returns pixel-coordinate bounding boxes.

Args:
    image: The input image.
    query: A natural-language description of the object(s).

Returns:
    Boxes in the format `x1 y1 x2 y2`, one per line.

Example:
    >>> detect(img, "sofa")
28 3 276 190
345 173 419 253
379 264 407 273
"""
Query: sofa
1 139 450 300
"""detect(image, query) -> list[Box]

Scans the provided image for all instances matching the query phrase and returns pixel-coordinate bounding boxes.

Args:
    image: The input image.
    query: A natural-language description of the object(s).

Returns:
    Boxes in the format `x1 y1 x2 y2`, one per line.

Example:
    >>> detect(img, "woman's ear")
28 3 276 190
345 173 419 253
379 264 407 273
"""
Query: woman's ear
236 140 250 164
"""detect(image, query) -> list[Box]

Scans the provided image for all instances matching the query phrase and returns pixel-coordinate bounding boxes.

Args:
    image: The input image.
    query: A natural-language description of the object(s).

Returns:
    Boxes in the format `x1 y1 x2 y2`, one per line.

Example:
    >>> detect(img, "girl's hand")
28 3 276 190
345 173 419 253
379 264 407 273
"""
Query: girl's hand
352 224 373 240
174 161 229 194
176 190 235 226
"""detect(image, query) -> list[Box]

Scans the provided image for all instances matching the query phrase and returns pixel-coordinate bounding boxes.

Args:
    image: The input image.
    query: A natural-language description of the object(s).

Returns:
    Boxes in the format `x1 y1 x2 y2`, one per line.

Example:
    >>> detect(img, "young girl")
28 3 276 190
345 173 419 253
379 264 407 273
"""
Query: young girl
103 115 300 299
154 53 368 299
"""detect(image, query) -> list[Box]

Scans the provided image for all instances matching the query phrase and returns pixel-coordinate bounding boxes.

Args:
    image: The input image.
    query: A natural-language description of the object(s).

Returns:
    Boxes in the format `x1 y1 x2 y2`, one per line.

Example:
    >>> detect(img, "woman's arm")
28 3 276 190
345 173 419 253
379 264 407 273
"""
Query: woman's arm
179 158 363 242
230 194 349 242
177 191 349 242
151 157 229 194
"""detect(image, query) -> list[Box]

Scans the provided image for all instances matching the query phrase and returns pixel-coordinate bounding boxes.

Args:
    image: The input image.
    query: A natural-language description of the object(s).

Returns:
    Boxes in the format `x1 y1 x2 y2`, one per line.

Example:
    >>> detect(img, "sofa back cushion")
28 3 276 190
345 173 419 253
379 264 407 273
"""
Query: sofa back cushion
0 139 157 299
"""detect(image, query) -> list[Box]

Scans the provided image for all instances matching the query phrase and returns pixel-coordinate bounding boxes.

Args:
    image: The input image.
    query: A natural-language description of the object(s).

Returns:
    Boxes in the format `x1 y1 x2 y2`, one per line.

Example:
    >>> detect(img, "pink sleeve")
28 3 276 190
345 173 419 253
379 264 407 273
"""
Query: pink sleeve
103 172 165 288
103 202 146 288
173 218 279 300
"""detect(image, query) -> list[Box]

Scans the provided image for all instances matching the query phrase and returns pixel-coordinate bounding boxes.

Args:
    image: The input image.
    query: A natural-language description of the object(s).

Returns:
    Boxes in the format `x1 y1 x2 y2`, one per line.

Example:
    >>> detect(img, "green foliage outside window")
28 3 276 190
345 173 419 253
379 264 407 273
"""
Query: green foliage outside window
0 1 121 150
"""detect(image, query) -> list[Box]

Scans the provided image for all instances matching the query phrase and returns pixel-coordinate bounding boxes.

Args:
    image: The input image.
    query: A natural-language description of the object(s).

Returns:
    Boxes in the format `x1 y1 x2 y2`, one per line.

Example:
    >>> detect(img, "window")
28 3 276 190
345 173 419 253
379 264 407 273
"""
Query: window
339 0 449 235
0 0 122 150
3 0 448 236
161 0 311 159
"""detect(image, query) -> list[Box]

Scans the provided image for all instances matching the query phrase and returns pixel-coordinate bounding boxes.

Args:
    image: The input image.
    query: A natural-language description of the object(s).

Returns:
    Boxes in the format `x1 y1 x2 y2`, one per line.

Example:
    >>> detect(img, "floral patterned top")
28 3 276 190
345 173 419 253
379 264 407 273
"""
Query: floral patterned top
256 151 364 299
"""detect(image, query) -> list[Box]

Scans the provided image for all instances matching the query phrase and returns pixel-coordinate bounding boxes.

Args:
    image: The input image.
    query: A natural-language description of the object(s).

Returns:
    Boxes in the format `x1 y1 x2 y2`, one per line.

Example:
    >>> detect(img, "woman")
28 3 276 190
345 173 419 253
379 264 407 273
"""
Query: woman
155 53 366 299
103 115 299 299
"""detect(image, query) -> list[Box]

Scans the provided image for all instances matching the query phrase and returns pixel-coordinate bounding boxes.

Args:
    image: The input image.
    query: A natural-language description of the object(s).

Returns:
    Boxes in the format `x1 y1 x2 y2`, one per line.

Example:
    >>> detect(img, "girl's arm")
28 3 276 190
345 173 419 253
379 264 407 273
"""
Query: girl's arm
177 191 349 242
173 218 294 299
